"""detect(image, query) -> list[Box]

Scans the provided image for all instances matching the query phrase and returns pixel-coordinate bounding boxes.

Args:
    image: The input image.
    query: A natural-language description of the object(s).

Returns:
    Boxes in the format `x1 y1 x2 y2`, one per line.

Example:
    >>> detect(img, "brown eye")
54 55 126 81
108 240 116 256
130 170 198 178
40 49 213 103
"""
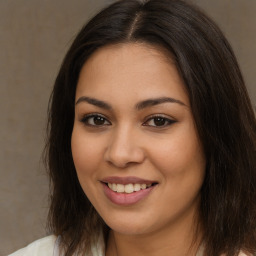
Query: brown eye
143 115 176 127
153 117 166 126
81 114 111 126
93 116 106 125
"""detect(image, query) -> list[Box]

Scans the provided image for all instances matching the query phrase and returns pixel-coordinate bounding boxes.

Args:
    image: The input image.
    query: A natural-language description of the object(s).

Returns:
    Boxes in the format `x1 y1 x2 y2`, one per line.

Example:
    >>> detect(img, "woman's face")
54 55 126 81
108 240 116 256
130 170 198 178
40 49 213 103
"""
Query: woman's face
71 43 205 236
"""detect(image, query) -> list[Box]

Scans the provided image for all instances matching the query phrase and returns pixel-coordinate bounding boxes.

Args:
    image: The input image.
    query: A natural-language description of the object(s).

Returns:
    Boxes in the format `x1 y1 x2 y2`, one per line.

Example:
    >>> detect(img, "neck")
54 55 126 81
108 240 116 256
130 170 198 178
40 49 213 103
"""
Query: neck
105 212 202 256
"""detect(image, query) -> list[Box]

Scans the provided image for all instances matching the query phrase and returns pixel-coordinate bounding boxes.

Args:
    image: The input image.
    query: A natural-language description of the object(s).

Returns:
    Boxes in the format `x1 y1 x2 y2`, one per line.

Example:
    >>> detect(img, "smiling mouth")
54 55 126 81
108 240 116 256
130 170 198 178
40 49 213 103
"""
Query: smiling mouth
101 178 158 205
105 183 157 194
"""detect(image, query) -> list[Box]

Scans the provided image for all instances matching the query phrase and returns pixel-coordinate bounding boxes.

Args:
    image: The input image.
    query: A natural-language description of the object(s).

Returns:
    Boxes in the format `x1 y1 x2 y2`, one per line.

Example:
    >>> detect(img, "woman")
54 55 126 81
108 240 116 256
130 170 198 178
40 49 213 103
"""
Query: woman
9 0 256 255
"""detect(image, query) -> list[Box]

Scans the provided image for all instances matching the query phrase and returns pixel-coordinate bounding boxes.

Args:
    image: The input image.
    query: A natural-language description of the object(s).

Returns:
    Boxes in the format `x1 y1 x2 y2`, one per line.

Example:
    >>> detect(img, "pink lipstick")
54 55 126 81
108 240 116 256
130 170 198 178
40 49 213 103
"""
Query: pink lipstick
101 176 158 206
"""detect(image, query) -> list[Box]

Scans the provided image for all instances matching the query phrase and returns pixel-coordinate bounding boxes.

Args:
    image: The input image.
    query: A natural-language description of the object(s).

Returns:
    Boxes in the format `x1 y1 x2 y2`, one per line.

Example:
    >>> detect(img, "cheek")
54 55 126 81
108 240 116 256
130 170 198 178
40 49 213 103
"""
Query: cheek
71 128 102 179
71 128 105 204
147 127 205 180
150 134 205 213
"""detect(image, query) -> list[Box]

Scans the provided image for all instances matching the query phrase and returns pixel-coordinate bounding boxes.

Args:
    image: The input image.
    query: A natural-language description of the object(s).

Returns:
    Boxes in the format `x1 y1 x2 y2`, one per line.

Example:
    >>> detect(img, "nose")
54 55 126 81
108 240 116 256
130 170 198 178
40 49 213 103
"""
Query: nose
104 126 145 168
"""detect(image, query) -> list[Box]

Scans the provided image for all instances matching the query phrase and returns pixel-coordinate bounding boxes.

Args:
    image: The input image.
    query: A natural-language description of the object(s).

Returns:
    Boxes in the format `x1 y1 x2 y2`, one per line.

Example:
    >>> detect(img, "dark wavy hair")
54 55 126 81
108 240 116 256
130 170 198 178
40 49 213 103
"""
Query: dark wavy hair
44 0 256 255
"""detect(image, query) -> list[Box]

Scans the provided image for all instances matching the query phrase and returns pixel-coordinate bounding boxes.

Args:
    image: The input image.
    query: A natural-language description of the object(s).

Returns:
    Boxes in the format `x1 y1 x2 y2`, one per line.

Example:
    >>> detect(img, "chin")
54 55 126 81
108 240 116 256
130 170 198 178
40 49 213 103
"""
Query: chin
103 216 151 236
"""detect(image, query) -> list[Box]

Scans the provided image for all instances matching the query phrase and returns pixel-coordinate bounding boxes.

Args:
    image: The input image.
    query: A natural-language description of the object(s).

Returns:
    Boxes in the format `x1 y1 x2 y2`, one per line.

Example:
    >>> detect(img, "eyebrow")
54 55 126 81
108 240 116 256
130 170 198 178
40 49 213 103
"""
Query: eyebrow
135 97 186 110
75 96 186 110
75 96 112 110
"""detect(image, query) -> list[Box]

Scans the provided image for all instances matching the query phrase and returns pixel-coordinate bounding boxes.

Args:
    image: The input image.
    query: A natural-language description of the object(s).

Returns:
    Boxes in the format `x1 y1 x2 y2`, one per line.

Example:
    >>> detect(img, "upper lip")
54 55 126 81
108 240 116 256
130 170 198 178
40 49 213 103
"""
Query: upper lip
101 176 158 185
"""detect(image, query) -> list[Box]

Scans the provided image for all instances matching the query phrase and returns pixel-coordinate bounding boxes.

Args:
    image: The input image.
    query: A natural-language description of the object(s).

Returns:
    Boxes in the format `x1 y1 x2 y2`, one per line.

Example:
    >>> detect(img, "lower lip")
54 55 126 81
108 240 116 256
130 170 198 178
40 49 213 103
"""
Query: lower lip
102 183 156 206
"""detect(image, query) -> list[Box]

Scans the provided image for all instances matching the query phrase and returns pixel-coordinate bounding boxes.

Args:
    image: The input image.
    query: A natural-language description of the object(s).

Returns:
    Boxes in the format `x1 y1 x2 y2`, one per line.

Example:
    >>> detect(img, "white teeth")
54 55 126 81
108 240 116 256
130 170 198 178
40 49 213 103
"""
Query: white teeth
112 183 117 192
107 183 153 193
124 184 134 193
141 184 146 189
116 184 124 193
134 184 141 192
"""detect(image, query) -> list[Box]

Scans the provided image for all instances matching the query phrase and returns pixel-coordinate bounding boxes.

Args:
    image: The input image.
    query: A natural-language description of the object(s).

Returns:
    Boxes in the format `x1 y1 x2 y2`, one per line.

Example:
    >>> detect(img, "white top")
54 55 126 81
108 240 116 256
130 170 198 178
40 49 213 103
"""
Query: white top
8 235 248 256
8 235 105 256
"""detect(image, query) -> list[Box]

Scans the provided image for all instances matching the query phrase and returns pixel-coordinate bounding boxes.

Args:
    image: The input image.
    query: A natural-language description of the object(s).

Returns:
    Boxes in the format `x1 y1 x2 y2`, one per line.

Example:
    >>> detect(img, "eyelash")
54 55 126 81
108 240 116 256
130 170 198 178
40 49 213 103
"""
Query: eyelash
80 114 111 127
80 114 176 128
143 114 176 127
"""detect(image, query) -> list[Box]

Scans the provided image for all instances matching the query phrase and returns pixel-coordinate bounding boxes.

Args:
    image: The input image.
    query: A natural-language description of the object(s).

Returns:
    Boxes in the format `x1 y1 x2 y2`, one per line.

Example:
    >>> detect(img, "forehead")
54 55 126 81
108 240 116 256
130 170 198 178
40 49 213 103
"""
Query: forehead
85 42 174 66
76 43 189 106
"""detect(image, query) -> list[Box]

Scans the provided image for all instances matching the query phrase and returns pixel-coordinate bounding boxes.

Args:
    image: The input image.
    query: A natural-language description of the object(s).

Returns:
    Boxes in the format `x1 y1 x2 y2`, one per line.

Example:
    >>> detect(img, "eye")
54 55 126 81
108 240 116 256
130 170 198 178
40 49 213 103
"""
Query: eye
80 114 111 126
143 115 176 127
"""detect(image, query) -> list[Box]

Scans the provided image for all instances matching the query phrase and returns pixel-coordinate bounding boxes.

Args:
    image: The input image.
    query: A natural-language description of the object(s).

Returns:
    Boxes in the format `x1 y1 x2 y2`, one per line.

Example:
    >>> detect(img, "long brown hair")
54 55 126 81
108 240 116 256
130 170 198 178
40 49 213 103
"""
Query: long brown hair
45 0 256 255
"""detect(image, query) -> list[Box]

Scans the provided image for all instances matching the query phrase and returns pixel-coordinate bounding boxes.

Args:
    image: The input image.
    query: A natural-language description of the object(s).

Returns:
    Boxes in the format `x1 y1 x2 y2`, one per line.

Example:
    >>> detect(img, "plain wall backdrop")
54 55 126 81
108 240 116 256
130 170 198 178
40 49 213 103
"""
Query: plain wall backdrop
0 0 255 255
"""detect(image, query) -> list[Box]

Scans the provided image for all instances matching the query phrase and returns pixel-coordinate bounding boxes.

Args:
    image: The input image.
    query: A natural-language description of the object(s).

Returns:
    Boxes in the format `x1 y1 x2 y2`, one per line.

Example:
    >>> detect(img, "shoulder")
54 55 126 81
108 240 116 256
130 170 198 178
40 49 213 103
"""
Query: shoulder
239 252 254 256
8 234 105 256
8 235 57 256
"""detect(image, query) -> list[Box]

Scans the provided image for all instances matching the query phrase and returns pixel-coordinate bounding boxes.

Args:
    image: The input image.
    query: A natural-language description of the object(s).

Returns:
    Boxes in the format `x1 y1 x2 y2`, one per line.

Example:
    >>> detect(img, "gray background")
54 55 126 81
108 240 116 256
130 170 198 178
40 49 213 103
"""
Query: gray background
0 0 255 255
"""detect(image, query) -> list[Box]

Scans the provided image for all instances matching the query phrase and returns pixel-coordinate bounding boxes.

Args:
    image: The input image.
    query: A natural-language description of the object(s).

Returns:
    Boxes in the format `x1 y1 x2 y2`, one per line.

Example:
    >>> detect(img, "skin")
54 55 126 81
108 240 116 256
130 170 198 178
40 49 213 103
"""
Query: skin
71 43 206 256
